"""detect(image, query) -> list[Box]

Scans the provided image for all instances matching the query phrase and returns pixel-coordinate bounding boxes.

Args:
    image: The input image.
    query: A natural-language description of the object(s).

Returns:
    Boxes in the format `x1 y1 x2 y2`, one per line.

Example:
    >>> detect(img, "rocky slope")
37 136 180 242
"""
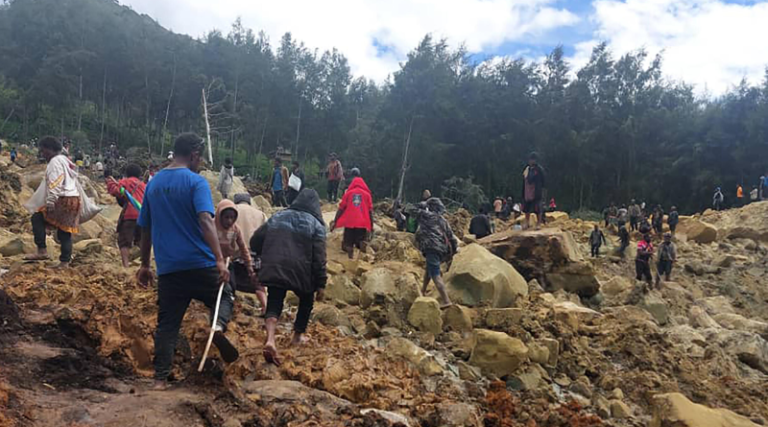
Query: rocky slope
0 157 767 427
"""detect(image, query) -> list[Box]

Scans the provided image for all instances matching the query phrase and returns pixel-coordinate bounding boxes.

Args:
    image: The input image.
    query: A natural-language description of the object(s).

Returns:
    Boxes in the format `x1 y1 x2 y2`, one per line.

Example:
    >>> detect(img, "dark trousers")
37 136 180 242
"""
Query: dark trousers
619 241 629 257
272 190 287 207
286 189 300 205
630 216 638 231
154 267 234 380
265 287 314 334
327 180 340 202
636 260 652 283
31 212 72 263
591 244 601 257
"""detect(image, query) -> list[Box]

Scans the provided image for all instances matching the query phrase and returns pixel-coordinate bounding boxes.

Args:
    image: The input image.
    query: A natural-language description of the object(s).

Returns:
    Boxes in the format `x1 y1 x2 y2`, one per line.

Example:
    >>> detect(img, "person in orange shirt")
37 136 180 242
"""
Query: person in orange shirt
736 184 744 207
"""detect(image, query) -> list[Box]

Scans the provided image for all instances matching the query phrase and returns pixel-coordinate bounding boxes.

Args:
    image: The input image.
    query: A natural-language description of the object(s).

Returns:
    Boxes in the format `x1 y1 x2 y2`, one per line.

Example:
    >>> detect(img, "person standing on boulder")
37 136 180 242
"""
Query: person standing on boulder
589 224 607 258
250 189 327 366
271 158 289 207
652 205 664 235
286 161 305 205
217 158 235 200
24 136 80 268
326 153 344 203
617 221 630 258
668 206 680 235
331 168 373 260
521 152 546 230
635 233 654 286
713 187 724 211
106 163 146 268
136 133 238 387
416 198 457 307
736 184 744 207
469 206 494 239
655 233 677 286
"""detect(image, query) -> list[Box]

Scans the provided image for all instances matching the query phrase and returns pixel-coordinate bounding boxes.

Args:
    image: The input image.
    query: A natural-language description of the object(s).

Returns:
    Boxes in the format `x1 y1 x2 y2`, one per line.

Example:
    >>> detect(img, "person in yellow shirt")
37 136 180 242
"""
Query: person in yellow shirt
736 184 744 207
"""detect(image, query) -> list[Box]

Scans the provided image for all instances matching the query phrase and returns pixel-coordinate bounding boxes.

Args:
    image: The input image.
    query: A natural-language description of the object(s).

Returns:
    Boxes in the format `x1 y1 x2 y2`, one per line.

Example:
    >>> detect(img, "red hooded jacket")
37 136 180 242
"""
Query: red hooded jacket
106 177 146 221
336 177 373 231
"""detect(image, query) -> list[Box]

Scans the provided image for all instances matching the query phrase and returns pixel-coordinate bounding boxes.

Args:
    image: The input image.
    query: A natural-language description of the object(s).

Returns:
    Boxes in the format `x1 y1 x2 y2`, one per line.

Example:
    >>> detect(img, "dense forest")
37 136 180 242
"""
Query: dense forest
0 0 766 212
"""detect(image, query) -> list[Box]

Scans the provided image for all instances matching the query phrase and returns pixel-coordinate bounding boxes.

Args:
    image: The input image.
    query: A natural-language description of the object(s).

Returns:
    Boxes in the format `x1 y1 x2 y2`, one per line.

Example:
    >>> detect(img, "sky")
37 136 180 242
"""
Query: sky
121 0 768 95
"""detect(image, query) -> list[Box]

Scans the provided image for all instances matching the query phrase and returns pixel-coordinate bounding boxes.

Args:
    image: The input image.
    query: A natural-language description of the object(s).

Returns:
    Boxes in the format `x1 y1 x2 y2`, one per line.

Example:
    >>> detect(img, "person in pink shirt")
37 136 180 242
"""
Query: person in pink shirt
635 233 654 285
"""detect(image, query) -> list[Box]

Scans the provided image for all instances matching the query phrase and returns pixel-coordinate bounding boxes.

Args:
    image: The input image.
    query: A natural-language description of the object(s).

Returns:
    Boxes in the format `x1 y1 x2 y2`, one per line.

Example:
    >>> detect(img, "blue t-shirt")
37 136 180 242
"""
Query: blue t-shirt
272 168 283 192
137 168 216 275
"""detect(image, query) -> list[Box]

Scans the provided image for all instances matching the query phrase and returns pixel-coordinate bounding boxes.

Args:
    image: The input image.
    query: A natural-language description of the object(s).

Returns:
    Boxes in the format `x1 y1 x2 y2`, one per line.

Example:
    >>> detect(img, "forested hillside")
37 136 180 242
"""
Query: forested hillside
0 0 766 212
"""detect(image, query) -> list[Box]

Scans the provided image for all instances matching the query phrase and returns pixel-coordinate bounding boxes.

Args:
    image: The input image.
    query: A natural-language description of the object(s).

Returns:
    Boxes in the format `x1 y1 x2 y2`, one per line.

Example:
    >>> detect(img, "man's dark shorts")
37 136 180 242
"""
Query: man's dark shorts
117 219 141 249
523 199 541 214
657 260 673 276
424 251 442 278
343 228 368 250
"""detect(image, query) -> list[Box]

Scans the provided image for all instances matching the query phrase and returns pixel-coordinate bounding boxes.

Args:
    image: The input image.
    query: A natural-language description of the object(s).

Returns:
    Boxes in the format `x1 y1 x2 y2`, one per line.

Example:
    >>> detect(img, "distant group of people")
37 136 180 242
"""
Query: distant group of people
717 178 767 211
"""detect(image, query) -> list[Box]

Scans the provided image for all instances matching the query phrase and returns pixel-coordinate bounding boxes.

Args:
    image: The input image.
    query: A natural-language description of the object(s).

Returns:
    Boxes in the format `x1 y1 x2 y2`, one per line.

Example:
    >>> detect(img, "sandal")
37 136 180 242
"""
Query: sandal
262 344 281 366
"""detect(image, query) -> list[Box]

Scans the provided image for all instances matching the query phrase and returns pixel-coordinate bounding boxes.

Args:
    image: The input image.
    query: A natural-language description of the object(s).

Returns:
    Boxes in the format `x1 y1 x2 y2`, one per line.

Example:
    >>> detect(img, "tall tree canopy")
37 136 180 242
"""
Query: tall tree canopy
0 0 766 213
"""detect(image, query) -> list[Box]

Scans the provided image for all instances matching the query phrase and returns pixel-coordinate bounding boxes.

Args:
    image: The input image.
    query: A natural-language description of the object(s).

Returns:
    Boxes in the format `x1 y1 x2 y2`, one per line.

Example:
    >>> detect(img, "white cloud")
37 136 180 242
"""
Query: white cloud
581 0 768 95
120 0 578 81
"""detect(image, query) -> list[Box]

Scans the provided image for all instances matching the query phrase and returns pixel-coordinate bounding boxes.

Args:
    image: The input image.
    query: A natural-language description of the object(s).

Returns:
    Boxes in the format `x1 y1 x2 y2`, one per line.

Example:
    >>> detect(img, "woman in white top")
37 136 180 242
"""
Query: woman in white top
24 136 80 267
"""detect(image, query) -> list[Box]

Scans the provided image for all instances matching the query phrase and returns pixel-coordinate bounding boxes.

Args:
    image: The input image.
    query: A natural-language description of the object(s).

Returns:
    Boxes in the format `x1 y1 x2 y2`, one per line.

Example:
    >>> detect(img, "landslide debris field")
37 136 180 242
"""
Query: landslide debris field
1 160 767 427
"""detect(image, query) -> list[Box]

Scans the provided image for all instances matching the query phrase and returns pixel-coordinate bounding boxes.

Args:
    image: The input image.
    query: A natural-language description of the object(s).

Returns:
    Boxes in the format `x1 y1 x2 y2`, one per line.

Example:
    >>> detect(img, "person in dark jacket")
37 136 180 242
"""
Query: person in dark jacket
589 224 607 258
415 198 458 307
667 206 679 235
250 189 327 366
521 152 546 229
617 221 630 258
469 206 493 239
286 160 305 205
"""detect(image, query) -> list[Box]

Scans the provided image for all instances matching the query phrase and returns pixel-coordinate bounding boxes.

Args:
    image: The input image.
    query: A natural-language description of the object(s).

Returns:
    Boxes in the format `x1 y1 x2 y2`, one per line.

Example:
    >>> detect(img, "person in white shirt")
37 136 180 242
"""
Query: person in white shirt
24 136 81 267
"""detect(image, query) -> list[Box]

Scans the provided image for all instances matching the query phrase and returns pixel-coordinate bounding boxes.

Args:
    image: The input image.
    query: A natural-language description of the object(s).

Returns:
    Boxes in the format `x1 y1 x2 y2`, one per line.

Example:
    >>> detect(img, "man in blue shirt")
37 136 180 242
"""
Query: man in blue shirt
137 133 239 387
271 158 288 207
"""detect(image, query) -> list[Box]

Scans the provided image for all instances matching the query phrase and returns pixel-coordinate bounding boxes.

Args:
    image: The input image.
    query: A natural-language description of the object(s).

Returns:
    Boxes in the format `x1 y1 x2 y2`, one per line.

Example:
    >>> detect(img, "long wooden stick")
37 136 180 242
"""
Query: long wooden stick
198 258 230 372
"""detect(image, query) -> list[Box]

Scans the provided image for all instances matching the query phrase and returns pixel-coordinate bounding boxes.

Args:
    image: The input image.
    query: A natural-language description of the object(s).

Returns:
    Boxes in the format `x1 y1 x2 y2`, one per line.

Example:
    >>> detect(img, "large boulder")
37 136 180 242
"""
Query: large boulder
677 218 718 244
713 313 768 336
650 393 759 427
386 337 443 376
442 305 474 333
445 244 527 308
468 329 528 377
703 329 768 373
482 229 599 297
360 267 421 327
407 297 443 335
324 275 361 306
360 268 420 309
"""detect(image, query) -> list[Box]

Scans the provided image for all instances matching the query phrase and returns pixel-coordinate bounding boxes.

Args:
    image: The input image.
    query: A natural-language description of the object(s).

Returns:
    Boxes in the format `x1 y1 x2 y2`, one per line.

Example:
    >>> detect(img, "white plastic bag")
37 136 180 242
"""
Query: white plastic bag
23 180 47 213
288 174 302 192
77 179 102 224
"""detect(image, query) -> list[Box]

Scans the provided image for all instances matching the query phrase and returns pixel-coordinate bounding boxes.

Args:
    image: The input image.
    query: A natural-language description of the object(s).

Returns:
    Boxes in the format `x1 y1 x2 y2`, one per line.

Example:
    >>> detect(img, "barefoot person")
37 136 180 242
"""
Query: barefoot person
106 164 146 268
416 197 457 307
136 133 238 387
250 189 327 366
25 136 80 268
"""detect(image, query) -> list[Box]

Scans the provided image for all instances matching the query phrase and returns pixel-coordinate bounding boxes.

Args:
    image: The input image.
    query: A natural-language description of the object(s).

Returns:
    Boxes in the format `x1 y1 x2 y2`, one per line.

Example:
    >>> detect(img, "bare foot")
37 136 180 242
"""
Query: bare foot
291 333 310 346
440 302 454 309
263 343 281 366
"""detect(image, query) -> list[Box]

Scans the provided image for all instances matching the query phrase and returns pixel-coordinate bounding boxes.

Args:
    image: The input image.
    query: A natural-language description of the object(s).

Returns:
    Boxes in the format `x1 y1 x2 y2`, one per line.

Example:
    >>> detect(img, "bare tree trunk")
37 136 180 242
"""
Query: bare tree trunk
396 116 415 203
160 54 177 157
230 71 239 160
0 108 15 133
294 100 302 155
254 115 268 178
145 70 151 154
99 68 107 152
202 88 213 165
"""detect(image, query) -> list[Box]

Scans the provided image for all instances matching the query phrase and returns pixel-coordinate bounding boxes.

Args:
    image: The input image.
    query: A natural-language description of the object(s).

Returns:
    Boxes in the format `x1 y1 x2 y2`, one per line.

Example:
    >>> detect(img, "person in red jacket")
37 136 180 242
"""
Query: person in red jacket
331 168 373 259
106 164 146 268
